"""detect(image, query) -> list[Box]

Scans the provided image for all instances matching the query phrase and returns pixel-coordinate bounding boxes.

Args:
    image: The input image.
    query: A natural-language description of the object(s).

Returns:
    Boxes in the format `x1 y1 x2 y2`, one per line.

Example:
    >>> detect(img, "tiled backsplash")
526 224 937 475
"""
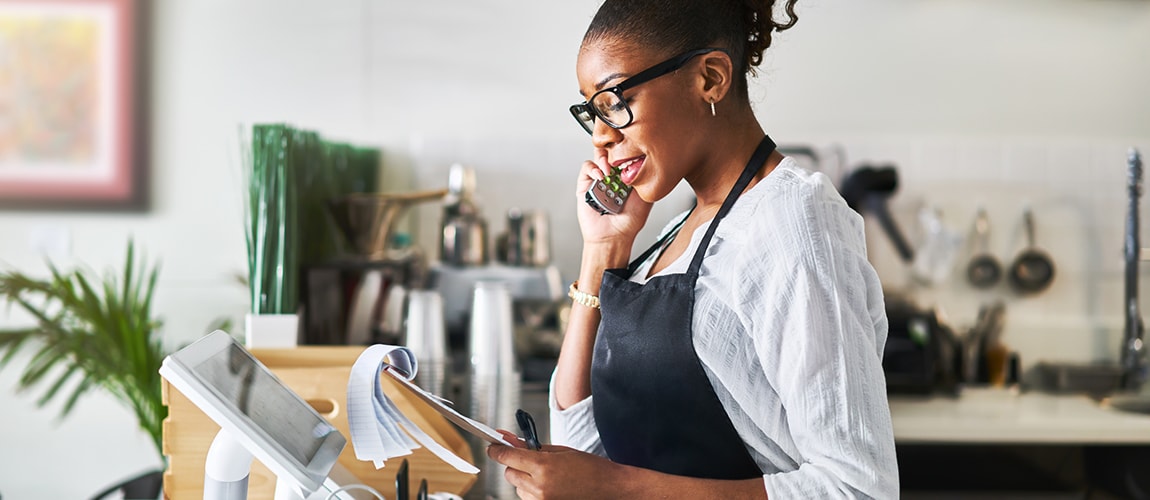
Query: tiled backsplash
399 133 1150 370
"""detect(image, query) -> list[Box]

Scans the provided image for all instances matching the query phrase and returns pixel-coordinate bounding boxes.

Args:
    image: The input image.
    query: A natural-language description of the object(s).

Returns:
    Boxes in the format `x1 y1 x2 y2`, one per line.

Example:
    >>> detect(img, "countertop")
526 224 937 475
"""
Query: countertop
890 387 1150 445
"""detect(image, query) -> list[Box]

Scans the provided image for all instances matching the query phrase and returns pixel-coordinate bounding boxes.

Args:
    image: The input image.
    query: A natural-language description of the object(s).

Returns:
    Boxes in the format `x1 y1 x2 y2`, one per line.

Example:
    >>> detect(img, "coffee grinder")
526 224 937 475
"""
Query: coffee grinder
301 190 446 345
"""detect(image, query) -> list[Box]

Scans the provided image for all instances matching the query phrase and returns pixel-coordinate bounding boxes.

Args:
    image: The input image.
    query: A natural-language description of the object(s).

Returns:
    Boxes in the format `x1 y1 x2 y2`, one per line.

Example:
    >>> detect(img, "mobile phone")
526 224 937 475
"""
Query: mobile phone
585 167 632 215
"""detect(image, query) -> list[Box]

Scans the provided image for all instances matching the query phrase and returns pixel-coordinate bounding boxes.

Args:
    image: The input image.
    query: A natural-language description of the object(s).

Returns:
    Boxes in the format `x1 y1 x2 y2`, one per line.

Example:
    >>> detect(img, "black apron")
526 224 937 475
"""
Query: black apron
591 135 776 480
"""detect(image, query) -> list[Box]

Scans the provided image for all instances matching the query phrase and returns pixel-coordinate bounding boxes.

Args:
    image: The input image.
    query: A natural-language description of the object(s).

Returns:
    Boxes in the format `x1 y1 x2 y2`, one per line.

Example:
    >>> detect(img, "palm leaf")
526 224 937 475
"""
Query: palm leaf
36 363 81 407
0 240 168 458
61 376 96 419
0 329 36 366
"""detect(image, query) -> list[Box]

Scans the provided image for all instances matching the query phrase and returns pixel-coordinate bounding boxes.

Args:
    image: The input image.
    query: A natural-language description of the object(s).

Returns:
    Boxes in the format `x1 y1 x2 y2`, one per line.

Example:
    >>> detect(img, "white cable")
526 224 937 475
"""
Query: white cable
325 483 386 500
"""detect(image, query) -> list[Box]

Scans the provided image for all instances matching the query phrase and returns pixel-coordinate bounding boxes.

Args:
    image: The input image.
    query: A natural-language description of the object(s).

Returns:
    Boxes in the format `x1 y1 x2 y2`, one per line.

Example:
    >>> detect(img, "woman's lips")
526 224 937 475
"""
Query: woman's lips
616 156 645 185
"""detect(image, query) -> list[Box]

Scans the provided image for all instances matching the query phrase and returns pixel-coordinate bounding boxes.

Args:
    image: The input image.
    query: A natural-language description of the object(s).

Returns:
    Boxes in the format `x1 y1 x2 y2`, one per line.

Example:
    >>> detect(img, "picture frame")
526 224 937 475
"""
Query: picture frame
0 0 148 211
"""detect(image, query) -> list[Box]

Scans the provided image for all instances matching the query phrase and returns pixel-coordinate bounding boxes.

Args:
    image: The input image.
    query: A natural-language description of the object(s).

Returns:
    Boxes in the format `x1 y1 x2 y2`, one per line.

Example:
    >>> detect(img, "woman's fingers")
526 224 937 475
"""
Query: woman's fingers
503 465 541 499
496 429 528 449
583 160 604 181
487 443 539 473
594 148 612 177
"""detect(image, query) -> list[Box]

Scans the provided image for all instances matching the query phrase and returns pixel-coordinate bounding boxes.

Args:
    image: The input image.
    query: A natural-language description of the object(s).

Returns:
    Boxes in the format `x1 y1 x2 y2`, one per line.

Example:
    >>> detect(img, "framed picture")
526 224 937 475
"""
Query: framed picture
0 0 148 210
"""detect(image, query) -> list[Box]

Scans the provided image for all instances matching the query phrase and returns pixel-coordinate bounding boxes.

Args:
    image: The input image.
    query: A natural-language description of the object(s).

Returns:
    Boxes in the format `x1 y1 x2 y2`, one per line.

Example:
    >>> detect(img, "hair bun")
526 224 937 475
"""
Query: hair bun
744 0 798 70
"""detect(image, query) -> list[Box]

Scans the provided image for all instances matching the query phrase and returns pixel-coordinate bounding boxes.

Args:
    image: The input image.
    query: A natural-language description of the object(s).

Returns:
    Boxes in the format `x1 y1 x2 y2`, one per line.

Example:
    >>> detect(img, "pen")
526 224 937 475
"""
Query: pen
515 409 541 451
417 478 428 500
396 458 409 500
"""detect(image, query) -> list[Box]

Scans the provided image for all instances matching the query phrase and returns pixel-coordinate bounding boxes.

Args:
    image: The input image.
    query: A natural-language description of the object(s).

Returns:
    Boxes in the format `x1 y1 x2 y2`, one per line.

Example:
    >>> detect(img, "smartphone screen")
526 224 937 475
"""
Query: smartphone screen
585 167 632 215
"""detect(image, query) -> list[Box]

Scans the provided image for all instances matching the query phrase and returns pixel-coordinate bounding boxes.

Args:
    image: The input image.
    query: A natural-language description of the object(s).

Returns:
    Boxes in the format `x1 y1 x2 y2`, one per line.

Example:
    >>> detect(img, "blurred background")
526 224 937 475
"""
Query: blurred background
0 0 1148 498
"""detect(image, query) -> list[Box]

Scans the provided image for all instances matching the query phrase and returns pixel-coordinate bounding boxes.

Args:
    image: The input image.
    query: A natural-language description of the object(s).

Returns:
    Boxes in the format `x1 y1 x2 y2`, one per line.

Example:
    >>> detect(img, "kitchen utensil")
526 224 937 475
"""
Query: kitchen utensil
326 189 448 261
840 165 915 262
502 208 552 267
966 209 1002 289
963 301 1005 384
304 256 424 345
1008 208 1055 294
910 206 963 285
440 164 489 267
1122 148 1145 390
345 269 385 345
345 274 407 346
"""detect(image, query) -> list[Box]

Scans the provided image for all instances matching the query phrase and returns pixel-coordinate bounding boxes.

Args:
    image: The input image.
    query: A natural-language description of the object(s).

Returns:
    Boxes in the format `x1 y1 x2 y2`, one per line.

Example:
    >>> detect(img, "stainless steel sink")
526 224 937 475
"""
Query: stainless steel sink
1031 361 1124 398
1102 394 1150 415
1029 362 1150 415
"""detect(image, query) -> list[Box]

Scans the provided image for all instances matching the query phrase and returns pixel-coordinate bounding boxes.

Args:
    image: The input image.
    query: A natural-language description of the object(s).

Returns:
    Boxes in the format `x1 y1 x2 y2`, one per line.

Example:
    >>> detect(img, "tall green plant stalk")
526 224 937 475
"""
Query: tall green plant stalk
244 124 381 315
0 241 167 457
246 124 300 314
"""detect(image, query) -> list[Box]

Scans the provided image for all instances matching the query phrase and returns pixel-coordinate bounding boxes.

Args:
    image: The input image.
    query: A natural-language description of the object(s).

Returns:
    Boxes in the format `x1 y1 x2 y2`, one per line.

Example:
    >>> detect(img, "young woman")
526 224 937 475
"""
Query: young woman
488 1 898 498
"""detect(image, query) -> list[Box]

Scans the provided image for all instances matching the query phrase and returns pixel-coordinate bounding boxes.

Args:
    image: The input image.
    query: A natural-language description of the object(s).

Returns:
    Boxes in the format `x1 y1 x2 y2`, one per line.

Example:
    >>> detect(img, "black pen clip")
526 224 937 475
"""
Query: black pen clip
396 458 409 500
417 478 428 500
516 408 541 451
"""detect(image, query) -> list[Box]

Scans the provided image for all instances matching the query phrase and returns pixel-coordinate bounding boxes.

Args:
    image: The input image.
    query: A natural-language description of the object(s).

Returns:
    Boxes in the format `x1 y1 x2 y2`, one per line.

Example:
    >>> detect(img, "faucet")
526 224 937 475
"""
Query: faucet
1122 148 1146 391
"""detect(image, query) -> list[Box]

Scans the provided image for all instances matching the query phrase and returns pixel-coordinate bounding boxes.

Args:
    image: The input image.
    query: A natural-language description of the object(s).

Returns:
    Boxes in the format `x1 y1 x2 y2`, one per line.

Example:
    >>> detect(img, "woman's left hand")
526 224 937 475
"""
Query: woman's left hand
487 431 632 500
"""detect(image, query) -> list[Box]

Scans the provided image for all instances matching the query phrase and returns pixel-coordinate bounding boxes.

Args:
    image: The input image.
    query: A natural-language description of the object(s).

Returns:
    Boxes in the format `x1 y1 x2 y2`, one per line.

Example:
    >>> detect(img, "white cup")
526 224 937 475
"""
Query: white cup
405 290 448 397
466 280 521 500
468 280 517 378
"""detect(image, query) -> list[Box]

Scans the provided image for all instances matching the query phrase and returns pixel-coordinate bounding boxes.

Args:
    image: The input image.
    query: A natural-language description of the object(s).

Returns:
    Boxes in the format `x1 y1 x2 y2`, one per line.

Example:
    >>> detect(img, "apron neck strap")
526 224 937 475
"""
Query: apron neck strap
687 135 777 275
627 205 695 275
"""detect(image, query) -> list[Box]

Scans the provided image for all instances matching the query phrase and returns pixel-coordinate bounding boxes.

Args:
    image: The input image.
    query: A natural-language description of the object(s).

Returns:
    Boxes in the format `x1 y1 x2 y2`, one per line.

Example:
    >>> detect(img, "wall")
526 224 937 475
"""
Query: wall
0 0 1147 497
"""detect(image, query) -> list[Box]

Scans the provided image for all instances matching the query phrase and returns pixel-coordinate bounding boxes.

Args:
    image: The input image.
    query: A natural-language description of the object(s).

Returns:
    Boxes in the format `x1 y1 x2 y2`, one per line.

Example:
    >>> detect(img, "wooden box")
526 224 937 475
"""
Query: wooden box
161 346 476 499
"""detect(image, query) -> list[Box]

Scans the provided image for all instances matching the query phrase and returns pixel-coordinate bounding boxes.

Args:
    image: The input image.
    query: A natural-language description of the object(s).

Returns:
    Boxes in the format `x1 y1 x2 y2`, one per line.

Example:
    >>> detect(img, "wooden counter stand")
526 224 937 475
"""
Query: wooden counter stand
161 346 476 499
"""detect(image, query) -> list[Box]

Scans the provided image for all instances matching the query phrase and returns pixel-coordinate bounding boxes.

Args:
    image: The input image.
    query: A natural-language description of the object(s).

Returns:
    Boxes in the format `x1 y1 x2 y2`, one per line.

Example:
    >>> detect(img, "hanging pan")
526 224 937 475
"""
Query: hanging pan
966 208 1002 289
1008 208 1055 294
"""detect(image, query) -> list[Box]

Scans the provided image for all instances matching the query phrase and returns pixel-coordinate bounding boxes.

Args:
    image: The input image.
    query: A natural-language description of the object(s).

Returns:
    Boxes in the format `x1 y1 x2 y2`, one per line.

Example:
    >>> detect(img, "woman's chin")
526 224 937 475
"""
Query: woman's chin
630 186 654 204
630 184 671 205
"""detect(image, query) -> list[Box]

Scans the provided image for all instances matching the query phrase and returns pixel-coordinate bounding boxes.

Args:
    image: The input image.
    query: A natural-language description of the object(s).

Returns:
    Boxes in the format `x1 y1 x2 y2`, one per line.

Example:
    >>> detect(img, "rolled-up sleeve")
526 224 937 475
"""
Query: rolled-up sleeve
547 370 607 457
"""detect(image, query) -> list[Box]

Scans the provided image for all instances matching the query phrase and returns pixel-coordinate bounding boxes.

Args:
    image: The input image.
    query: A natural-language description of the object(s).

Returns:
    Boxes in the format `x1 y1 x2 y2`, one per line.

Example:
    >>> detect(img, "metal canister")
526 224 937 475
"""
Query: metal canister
440 209 488 266
503 209 551 267
439 164 489 266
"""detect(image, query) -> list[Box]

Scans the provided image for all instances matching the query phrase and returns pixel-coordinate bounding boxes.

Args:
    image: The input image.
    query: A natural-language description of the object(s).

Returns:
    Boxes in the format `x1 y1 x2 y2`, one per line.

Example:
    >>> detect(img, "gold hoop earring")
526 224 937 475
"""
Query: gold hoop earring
710 100 716 117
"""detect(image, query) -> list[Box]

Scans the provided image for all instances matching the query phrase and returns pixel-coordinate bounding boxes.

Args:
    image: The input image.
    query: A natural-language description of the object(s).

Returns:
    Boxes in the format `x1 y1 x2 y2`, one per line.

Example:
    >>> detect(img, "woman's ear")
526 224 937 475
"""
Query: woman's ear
698 51 734 103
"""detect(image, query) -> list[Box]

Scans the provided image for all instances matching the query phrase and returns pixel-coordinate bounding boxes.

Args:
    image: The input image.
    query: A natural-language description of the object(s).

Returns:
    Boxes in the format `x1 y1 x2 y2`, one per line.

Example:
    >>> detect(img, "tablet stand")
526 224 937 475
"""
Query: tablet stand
204 428 309 500
203 429 363 500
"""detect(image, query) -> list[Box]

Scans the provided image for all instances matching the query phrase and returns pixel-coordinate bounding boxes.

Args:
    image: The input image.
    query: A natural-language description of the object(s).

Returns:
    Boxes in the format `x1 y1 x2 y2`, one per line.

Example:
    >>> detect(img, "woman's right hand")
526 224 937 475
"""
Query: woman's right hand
575 148 652 247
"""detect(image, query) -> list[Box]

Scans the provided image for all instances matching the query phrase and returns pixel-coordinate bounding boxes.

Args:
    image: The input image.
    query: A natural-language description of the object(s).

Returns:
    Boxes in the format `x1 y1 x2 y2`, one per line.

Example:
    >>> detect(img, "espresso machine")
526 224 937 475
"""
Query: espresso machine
301 190 446 345
430 165 566 372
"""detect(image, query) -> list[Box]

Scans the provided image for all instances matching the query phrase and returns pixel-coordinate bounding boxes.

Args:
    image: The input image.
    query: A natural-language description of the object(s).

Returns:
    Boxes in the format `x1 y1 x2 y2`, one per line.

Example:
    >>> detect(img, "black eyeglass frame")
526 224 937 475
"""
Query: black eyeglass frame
569 48 726 135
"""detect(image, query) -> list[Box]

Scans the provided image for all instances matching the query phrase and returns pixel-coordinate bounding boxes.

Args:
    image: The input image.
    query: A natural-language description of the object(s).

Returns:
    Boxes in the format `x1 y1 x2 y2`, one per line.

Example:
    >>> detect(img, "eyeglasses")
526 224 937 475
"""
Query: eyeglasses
569 48 724 135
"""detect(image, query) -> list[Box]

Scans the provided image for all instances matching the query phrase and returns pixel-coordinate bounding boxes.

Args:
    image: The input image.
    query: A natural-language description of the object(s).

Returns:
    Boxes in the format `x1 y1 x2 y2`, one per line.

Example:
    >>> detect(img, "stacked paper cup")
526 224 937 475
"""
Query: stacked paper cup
468 280 521 499
404 290 449 398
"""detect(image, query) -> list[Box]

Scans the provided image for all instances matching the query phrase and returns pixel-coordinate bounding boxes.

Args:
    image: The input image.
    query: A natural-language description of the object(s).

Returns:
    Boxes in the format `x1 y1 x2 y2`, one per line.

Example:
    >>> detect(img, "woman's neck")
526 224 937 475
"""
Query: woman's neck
683 112 778 213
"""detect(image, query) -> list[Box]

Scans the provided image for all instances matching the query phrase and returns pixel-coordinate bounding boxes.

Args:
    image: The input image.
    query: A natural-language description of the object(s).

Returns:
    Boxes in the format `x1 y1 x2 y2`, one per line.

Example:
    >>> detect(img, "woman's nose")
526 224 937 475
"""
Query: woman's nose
591 119 622 150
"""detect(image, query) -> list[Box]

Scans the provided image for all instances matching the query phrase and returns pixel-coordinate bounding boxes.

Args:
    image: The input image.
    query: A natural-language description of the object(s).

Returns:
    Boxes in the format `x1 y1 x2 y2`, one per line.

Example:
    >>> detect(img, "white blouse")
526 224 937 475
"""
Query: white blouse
550 158 899 498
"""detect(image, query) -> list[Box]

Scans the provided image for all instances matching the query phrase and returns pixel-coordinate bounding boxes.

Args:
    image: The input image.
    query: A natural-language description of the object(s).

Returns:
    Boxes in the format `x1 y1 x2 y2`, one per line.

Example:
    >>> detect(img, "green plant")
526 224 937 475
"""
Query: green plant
0 241 167 458
244 123 380 315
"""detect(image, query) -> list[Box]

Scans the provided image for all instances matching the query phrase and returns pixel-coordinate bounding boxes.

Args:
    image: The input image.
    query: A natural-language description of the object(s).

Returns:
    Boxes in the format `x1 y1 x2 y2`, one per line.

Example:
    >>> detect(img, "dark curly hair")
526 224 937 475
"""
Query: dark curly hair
583 0 798 100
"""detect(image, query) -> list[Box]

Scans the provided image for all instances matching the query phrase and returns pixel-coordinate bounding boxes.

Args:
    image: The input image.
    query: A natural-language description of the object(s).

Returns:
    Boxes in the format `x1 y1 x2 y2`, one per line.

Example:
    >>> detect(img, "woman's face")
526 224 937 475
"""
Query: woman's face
575 39 708 203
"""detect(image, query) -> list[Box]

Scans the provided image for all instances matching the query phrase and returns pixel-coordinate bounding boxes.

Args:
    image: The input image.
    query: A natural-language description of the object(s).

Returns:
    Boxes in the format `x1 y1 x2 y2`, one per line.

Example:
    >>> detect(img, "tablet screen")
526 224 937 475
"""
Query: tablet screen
193 341 338 466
